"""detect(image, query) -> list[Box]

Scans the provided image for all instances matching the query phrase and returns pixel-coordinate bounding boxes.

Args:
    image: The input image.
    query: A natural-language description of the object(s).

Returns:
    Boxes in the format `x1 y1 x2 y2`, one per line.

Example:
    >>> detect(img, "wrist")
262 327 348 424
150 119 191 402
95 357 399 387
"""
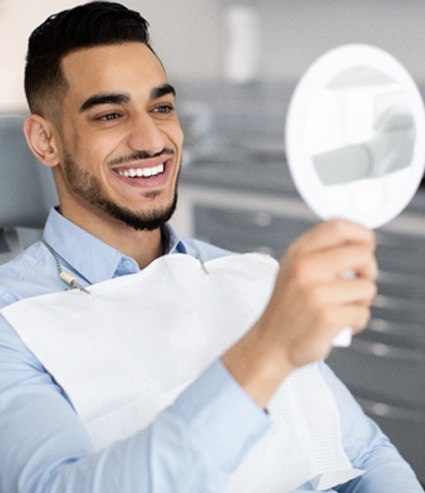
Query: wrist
221 321 294 408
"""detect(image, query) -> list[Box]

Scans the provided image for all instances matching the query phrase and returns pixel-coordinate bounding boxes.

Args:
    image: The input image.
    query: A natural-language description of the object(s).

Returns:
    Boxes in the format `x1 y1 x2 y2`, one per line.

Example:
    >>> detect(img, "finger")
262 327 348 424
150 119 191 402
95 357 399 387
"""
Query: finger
312 244 377 281
288 219 376 257
288 244 378 284
349 304 373 334
316 304 372 340
306 278 377 308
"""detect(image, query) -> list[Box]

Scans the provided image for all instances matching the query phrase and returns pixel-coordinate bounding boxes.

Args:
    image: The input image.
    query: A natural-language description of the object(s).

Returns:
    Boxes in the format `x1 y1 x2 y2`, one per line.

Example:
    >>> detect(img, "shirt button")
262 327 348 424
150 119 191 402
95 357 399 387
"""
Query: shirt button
123 259 134 270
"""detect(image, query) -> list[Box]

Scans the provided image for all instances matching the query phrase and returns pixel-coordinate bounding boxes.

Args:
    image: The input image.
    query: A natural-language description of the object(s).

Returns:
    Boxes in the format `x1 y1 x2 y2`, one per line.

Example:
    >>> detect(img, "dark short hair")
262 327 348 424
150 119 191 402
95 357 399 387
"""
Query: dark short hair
24 1 153 115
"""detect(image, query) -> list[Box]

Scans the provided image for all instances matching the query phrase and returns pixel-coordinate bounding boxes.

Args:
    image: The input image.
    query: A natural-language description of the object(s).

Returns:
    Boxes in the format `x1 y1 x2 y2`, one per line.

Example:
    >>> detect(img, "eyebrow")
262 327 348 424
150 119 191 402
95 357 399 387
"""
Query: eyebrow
79 83 176 113
80 93 130 112
150 83 176 100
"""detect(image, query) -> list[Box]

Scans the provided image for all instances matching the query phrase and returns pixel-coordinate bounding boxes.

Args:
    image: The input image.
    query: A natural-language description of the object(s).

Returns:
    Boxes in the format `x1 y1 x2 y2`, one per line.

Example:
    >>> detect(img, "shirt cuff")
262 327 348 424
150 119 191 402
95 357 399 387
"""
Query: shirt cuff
172 359 271 474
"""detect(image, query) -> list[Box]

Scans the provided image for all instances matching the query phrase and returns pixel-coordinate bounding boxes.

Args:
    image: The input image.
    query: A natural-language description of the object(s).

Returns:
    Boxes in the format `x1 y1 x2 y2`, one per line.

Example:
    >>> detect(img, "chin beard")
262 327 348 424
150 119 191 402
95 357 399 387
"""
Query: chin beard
96 191 178 231
63 152 180 231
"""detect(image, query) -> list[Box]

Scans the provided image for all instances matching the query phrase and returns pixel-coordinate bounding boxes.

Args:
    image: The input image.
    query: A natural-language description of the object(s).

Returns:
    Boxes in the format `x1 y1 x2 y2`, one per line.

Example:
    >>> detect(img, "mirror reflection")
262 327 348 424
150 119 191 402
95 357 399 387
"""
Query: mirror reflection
285 44 425 347
286 44 425 229
308 67 415 214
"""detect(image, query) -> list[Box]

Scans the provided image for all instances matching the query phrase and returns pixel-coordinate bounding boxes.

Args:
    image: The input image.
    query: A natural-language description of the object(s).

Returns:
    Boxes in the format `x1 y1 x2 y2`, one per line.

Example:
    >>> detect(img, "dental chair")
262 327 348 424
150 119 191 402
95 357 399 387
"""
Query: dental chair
0 114 57 264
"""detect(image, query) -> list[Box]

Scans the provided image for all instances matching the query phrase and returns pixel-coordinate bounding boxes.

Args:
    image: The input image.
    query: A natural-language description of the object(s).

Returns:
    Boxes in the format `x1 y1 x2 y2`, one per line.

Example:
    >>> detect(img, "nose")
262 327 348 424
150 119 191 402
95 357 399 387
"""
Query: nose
127 114 168 155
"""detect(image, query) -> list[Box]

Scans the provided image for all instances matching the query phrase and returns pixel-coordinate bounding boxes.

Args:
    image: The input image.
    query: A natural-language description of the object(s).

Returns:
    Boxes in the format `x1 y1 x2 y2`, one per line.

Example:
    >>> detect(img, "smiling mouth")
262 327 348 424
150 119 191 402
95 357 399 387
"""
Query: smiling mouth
116 163 165 178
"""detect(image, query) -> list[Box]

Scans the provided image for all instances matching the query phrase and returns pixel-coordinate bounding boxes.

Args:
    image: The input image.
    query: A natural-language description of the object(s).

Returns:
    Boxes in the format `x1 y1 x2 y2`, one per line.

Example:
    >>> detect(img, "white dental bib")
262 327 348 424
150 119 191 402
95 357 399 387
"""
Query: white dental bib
2 253 362 491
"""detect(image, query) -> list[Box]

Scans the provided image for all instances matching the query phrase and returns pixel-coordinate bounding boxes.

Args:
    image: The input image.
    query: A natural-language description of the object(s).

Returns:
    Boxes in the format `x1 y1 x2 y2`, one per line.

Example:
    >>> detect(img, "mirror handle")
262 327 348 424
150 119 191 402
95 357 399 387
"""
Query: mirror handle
332 270 355 347
332 327 352 348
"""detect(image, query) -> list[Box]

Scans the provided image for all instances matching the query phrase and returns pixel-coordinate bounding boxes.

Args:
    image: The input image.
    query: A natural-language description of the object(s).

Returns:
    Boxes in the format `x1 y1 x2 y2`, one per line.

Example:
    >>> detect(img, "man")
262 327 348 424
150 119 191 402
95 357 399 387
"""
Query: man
0 2 421 492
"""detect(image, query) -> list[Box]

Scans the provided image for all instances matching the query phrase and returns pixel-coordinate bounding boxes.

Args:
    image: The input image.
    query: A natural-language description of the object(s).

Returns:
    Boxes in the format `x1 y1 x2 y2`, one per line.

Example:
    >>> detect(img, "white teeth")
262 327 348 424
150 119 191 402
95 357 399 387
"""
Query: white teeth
118 163 165 178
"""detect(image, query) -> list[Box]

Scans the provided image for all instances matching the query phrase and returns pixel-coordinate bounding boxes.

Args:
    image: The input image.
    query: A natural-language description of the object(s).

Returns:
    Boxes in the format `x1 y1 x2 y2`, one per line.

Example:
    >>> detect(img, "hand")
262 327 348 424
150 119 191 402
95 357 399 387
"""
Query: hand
222 219 378 407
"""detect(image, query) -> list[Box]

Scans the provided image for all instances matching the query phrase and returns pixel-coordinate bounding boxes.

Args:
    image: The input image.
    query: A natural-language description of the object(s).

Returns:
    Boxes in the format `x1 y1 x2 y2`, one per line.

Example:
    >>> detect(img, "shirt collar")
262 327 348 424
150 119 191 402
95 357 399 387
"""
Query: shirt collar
42 208 189 285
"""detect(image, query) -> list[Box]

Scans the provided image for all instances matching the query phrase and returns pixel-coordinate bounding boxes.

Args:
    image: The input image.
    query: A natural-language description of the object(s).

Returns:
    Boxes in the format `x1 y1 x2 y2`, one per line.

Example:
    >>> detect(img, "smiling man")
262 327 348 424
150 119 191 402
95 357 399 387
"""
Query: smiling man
0 2 422 492
25 37 183 267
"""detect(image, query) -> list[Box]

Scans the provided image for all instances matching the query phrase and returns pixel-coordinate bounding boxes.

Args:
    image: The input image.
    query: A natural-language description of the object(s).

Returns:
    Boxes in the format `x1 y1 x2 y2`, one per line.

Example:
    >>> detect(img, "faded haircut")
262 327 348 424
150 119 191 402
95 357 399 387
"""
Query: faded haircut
24 1 154 115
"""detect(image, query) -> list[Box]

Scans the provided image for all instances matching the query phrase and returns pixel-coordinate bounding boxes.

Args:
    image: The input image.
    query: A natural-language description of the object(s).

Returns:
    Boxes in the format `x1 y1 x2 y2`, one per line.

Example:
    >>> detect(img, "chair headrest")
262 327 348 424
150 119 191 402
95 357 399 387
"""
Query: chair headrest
0 114 58 229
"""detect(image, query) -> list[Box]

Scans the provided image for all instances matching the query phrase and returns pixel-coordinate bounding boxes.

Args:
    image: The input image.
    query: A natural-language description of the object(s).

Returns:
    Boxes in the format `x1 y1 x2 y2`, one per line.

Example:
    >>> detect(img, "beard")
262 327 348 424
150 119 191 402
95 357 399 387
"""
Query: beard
62 152 179 231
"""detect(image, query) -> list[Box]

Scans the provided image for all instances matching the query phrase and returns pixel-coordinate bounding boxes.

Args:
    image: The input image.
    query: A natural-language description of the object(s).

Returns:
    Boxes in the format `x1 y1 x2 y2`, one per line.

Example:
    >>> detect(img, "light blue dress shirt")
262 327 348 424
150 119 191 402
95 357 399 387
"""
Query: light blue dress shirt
0 208 422 493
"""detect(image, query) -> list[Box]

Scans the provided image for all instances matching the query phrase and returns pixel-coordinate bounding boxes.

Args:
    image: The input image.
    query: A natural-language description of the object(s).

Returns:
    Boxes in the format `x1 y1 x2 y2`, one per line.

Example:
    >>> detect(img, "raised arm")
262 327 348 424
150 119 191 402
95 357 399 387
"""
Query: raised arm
222 219 378 408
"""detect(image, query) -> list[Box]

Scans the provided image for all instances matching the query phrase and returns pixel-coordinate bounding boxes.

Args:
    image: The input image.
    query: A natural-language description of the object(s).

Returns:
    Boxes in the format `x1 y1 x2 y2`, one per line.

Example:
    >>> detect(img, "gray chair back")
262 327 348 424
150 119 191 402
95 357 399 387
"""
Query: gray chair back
0 114 58 263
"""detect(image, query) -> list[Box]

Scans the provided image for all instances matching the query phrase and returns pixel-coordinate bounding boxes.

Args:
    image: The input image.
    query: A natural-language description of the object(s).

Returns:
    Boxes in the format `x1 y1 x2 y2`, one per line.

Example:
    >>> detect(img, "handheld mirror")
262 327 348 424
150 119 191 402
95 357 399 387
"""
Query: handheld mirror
285 44 425 346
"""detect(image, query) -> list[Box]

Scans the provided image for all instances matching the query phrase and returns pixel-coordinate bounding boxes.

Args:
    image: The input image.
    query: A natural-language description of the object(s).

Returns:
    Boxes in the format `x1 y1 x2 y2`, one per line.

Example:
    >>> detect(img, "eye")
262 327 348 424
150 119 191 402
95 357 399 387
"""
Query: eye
97 112 121 122
153 104 174 114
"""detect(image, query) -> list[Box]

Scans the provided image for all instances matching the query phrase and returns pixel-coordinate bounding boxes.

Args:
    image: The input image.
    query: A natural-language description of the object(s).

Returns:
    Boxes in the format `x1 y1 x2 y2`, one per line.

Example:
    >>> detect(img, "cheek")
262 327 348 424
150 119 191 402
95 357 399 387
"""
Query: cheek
170 123 184 150
59 127 86 165
61 119 122 165
69 136 117 171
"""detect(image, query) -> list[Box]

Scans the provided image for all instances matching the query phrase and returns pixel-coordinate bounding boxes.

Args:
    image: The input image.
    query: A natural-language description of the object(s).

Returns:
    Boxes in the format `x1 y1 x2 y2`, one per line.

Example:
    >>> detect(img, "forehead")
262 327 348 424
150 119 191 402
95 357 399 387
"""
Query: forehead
61 42 167 100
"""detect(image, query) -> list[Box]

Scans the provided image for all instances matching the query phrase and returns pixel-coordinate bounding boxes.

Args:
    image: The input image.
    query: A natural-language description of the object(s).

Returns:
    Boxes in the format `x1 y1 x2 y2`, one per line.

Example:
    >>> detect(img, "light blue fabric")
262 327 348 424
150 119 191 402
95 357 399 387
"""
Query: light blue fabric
0 208 421 492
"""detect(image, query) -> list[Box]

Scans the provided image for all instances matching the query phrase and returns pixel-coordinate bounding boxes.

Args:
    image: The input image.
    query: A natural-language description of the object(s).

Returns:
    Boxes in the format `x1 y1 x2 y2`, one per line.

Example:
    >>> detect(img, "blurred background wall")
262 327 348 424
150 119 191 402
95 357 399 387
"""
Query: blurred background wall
1 1 425 484
1 0 425 110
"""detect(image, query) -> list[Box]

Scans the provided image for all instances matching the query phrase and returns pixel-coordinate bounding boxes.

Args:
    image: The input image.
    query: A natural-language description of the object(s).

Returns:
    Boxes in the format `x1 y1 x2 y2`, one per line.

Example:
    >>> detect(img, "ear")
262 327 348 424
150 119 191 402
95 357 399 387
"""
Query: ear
23 114 60 168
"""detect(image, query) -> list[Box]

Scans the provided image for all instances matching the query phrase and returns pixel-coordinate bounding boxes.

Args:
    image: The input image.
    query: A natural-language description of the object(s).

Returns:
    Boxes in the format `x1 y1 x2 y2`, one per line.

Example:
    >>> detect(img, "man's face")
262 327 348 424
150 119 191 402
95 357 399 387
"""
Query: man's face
53 42 183 231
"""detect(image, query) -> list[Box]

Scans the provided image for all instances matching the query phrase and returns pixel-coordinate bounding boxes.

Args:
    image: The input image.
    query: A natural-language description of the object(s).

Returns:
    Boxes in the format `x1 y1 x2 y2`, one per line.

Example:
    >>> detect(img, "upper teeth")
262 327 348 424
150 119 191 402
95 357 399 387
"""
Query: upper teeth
118 163 165 178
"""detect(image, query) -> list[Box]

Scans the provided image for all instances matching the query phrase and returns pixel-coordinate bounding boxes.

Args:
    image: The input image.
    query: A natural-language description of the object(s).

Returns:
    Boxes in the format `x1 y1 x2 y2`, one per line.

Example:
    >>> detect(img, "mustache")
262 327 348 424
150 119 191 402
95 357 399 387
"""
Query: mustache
108 148 175 166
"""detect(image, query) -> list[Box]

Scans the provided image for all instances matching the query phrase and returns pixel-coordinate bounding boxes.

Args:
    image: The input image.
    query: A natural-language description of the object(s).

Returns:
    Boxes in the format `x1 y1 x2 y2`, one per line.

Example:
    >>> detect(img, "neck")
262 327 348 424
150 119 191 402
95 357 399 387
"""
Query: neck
104 224 164 269
58 205 164 269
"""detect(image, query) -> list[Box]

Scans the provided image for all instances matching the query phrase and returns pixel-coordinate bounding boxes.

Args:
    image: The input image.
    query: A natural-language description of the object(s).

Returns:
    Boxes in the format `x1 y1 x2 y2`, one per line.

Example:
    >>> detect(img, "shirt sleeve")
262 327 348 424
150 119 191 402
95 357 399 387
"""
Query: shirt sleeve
0 317 270 493
318 361 423 492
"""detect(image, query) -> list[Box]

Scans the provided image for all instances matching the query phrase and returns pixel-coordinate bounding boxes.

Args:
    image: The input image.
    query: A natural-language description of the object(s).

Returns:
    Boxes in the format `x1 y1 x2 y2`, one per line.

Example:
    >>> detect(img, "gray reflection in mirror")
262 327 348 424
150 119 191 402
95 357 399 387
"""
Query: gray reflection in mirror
309 67 415 186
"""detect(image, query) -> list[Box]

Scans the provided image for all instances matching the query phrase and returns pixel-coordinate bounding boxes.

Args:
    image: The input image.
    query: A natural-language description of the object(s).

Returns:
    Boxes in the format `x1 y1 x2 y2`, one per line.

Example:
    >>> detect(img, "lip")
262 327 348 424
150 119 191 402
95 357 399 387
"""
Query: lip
110 157 173 189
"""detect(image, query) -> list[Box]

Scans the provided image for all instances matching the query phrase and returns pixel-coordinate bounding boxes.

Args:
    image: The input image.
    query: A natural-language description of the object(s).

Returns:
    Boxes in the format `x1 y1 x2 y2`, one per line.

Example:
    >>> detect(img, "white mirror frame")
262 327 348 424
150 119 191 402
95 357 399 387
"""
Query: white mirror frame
285 44 425 229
